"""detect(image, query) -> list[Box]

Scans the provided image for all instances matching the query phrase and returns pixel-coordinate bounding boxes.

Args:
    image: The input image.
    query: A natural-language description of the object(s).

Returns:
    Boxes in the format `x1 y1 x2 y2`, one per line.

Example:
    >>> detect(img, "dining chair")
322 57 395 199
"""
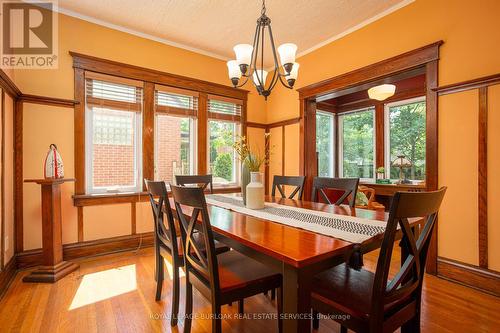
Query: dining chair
272 175 306 200
311 187 447 333
175 174 213 193
311 177 359 207
170 185 283 333
145 180 229 326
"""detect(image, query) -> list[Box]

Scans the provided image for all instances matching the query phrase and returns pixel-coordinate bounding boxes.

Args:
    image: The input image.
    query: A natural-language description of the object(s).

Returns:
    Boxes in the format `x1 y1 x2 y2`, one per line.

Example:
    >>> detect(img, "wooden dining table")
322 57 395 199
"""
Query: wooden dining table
169 194 422 333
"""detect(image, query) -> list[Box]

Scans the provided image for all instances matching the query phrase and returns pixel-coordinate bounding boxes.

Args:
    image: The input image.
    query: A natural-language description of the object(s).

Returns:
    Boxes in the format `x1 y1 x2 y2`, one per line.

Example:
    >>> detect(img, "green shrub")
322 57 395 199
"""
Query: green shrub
214 153 233 181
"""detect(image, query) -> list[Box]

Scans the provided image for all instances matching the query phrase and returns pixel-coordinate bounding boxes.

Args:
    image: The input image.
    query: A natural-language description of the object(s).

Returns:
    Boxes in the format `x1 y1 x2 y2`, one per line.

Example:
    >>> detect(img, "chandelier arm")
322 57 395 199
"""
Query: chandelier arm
267 23 282 72
251 24 263 89
234 75 250 88
247 21 260 77
277 73 294 89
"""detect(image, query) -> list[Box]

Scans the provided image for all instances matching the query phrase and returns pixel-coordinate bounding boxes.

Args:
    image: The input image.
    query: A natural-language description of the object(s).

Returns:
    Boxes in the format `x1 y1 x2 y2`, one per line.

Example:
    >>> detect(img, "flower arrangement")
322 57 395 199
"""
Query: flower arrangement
376 166 385 174
232 133 271 172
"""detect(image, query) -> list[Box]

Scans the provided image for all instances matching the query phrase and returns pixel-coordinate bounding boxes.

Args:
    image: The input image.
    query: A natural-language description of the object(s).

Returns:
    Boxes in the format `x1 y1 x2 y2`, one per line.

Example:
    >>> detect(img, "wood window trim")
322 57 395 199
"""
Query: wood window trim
299 41 442 274
72 52 248 203
72 187 241 207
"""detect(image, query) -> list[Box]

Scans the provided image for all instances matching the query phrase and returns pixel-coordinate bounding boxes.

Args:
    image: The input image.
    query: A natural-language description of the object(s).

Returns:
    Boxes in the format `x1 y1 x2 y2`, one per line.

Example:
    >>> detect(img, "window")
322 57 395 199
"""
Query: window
207 96 242 186
385 97 426 181
85 74 143 193
316 111 335 177
154 85 198 183
339 107 375 180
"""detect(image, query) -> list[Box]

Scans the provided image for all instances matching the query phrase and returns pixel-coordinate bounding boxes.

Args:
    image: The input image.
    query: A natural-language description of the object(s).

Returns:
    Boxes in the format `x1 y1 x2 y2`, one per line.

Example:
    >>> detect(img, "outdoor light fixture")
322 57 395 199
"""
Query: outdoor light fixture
368 84 396 101
227 0 299 99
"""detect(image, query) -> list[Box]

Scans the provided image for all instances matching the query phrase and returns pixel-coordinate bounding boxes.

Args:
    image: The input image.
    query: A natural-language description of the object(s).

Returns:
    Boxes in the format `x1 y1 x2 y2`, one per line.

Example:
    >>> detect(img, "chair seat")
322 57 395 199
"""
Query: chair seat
312 263 409 320
217 250 281 293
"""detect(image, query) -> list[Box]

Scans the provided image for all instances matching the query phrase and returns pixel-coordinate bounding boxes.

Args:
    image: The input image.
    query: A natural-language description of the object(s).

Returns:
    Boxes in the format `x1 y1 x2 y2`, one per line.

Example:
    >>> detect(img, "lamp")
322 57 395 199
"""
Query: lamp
227 0 299 99
368 84 396 101
392 155 412 184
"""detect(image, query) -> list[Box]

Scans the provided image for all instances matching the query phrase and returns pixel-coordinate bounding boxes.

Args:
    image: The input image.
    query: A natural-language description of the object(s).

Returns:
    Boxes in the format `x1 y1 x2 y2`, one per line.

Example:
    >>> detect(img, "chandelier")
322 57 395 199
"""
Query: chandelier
226 0 299 99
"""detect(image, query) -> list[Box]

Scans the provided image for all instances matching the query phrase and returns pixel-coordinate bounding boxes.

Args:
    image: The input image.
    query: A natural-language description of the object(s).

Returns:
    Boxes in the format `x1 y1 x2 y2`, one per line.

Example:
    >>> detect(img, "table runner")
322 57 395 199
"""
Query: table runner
205 194 387 243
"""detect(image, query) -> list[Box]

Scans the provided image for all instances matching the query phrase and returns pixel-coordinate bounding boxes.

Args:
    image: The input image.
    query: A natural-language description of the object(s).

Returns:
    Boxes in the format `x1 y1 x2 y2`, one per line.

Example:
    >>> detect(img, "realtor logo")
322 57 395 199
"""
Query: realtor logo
1 0 58 68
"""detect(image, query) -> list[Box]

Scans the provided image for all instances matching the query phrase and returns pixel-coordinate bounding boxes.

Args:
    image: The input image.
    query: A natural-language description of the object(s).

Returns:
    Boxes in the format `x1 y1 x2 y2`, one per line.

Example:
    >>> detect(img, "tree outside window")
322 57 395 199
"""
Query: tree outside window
386 98 426 180
340 108 375 179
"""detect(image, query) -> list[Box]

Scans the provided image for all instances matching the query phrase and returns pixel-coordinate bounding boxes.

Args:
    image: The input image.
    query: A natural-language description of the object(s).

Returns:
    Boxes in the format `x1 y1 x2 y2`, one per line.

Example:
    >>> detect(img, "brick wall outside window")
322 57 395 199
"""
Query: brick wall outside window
93 144 135 187
155 115 183 183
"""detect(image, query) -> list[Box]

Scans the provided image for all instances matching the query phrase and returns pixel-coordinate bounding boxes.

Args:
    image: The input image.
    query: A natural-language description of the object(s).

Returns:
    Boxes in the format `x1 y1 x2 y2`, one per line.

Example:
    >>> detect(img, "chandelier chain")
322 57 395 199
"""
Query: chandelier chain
261 0 266 15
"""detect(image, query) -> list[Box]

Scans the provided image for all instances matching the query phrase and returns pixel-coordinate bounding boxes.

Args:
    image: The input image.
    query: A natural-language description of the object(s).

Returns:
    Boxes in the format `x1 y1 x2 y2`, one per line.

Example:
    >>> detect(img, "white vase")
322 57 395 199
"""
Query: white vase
246 172 265 209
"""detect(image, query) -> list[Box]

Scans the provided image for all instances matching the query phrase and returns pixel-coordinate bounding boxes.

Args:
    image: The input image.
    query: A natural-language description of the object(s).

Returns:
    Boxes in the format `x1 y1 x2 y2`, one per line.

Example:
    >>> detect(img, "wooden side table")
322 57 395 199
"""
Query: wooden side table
23 178 79 283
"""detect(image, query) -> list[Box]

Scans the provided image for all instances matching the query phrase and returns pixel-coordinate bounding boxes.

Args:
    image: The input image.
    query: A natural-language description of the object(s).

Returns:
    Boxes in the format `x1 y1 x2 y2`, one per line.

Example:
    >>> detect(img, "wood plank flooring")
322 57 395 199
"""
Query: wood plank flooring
0 246 498 332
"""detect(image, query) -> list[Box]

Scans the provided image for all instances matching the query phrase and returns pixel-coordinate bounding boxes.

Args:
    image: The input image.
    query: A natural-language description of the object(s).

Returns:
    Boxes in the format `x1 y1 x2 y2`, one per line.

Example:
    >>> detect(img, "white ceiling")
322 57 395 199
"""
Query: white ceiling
58 0 413 66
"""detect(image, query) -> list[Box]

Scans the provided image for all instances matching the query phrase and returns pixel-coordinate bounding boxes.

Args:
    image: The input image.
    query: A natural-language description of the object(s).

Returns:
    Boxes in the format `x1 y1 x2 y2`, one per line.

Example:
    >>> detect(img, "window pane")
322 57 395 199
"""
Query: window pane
388 100 426 180
209 121 238 184
92 108 137 189
341 109 374 178
155 115 194 183
316 111 334 177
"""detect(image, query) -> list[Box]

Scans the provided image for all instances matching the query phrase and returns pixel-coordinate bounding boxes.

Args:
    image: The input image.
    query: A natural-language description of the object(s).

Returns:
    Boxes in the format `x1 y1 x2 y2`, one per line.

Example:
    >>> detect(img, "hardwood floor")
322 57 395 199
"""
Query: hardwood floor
0 246 498 333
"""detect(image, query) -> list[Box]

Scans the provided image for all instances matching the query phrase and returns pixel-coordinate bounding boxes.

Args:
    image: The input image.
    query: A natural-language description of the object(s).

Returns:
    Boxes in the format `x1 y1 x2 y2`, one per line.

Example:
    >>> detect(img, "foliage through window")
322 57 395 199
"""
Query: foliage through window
339 108 375 179
316 111 335 177
385 97 426 180
208 121 240 185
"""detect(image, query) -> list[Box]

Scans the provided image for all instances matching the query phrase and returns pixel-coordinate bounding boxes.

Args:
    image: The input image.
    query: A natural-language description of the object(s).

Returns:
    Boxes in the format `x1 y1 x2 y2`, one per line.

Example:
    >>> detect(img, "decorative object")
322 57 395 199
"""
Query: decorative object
246 172 265 209
376 166 385 180
23 178 78 283
44 144 64 179
368 84 396 101
241 160 251 205
227 0 299 99
392 155 412 184
233 133 271 207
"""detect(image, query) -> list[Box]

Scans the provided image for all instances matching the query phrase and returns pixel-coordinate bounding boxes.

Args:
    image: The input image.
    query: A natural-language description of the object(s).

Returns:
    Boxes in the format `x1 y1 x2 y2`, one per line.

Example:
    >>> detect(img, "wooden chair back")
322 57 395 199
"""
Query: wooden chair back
272 175 306 200
145 180 178 254
370 187 447 328
175 174 214 193
170 185 220 292
311 177 359 207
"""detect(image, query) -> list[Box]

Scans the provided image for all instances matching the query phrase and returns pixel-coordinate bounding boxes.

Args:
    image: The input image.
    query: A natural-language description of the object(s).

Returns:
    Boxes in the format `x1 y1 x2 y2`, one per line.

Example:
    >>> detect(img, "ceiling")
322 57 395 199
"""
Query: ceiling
58 0 413 67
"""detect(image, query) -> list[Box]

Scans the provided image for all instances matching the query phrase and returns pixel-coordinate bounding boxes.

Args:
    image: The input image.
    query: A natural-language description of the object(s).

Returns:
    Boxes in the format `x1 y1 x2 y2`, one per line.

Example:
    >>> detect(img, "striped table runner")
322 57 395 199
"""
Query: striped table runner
205 194 387 243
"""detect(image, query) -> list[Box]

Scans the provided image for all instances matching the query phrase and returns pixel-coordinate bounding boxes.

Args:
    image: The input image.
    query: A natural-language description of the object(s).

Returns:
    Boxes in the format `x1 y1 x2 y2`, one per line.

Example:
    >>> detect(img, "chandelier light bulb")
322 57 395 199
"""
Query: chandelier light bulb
252 69 268 87
278 43 298 71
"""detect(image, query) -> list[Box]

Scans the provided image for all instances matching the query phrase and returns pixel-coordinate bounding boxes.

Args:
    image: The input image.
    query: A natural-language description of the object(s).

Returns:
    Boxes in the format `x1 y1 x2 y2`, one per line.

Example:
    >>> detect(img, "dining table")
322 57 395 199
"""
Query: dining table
169 194 423 333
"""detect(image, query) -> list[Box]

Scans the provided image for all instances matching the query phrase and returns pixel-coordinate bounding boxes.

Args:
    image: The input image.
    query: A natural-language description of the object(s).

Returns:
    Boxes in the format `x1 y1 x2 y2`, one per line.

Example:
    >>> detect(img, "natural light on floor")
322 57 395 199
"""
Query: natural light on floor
165 258 185 280
69 264 137 310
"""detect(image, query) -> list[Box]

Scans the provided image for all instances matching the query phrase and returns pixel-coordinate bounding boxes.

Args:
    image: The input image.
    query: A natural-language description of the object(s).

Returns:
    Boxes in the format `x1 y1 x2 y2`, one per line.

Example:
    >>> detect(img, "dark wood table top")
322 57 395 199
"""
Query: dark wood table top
170 194 392 268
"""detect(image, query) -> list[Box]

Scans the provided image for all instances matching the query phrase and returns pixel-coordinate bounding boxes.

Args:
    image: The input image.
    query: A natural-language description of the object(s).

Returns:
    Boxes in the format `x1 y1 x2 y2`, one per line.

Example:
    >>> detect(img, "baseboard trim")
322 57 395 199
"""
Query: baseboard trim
17 232 154 270
437 257 500 297
0 256 17 299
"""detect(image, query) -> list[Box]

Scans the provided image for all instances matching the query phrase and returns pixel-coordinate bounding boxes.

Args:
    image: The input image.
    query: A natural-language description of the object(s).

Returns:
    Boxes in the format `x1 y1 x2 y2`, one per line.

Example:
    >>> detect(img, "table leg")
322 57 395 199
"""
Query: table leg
282 264 312 333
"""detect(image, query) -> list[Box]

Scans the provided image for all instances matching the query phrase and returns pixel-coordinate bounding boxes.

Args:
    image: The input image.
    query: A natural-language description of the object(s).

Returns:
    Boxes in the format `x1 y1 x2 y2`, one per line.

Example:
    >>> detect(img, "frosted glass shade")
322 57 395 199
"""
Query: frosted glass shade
227 60 241 79
368 84 396 101
287 62 300 80
252 70 268 87
277 43 297 65
233 44 253 66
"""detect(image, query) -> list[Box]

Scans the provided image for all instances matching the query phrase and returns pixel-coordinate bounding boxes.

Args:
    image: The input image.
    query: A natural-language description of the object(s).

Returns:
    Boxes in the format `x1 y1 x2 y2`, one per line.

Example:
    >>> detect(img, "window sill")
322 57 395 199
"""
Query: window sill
73 187 241 207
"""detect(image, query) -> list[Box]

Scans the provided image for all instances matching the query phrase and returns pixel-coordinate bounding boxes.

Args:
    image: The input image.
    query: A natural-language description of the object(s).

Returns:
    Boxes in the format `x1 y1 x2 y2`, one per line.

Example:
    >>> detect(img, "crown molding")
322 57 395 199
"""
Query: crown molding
56 1 414 67
296 0 415 60
56 7 231 62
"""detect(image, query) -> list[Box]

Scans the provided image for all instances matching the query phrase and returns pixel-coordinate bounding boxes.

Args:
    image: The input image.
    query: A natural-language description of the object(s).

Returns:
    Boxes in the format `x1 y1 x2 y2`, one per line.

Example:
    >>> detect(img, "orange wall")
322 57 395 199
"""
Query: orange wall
13 13 266 250
266 0 500 269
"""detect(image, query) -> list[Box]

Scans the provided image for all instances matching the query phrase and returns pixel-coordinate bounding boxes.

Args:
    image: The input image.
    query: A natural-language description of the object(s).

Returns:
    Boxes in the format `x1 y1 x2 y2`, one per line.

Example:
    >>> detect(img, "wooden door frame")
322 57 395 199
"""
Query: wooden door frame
297 41 442 273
